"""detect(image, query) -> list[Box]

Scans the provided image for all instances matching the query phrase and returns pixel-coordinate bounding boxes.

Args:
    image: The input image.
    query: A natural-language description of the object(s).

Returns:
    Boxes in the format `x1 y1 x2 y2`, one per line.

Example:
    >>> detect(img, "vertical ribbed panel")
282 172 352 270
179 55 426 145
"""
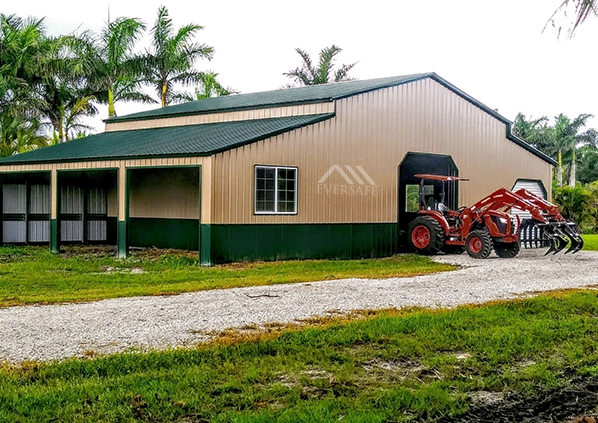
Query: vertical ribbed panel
28 221 49 242
87 187 107 214
3 184 26 213
29 185 50 214
3 222 26 243
87 221 107 241
60 186 83 214
60 221 83 242
212 78 552 224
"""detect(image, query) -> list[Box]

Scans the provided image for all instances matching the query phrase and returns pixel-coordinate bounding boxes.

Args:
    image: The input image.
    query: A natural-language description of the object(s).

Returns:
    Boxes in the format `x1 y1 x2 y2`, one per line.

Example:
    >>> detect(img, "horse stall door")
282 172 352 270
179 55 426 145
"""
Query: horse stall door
86 187 107 242
28 184 50 243
60 185 84 242
2 184 26 243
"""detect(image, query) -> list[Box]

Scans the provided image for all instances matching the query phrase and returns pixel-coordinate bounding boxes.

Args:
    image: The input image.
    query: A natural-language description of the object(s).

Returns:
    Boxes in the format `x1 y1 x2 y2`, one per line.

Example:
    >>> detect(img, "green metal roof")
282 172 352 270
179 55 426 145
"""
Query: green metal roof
0 114 333 164
106 73 432 123
0 73 556 166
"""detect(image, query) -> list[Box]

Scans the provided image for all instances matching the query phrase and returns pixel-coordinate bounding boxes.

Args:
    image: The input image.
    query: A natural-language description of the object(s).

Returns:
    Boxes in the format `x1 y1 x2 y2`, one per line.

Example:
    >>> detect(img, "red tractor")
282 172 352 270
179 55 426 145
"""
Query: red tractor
408 174 584 258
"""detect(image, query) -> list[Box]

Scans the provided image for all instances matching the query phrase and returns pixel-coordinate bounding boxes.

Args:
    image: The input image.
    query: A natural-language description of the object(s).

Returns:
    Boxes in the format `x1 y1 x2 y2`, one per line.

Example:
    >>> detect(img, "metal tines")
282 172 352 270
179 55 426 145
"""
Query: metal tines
541 223 584 255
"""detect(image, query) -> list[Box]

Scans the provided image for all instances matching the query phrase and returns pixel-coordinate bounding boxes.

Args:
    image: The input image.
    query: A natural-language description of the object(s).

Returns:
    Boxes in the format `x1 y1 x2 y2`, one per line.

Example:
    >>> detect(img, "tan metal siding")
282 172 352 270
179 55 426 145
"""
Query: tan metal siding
212 78 552 224
104 102 335 132
129 168 199 219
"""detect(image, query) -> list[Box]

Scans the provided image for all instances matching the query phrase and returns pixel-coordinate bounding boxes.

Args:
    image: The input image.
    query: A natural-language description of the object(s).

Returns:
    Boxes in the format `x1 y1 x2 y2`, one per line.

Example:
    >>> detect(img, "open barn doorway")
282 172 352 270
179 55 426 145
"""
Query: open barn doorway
57 170 117 245
1 172 51 244
398 152 459 242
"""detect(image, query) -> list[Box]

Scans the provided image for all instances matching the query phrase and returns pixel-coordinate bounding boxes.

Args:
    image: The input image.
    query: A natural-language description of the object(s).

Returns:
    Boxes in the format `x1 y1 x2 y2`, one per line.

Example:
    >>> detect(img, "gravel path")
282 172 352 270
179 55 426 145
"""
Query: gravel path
1 249 597 363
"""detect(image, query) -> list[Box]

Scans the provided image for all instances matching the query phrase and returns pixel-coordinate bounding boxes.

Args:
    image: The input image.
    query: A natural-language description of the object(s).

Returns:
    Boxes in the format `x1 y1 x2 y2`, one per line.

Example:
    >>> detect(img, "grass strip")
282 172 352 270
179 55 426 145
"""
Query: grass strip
582 234 598 251
2 291 598 422
0 246 453 307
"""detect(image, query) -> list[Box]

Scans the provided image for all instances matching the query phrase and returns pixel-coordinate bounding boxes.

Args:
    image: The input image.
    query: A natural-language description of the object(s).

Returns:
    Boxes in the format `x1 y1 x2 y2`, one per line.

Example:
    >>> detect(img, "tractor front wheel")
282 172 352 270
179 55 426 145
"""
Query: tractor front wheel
494 241 520 258
408 216 445 255
466 229 493 259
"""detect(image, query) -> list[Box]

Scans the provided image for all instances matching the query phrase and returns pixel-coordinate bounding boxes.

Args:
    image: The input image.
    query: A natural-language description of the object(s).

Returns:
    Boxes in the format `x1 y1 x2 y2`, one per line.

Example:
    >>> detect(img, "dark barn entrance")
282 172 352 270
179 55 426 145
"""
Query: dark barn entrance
398 152 459 241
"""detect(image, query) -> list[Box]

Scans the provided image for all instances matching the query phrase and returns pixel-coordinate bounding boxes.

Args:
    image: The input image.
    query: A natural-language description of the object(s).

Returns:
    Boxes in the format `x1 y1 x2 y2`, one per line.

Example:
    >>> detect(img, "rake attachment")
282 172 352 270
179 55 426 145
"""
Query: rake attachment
540 223 584 255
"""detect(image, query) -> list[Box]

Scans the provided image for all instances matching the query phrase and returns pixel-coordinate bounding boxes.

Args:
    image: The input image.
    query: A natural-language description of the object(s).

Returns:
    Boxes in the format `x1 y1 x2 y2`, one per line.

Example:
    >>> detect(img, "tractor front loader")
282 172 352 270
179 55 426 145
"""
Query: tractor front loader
407 174 584 259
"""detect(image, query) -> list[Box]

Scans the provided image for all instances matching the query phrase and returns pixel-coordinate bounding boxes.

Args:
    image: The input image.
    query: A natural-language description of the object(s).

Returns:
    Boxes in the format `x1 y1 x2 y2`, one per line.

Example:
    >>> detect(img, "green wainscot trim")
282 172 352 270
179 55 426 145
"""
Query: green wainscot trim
210 223 398 264
50 219 59 253
129 218 199 251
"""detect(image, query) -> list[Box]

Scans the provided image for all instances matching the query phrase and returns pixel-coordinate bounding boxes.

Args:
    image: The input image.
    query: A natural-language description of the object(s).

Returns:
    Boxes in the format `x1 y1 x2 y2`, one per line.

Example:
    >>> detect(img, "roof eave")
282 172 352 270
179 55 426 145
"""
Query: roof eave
0 113 336 166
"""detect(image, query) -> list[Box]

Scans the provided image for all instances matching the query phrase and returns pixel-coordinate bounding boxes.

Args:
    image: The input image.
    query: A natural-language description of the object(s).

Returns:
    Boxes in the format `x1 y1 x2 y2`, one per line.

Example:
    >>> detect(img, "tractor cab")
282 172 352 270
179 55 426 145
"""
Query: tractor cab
414 174 469 213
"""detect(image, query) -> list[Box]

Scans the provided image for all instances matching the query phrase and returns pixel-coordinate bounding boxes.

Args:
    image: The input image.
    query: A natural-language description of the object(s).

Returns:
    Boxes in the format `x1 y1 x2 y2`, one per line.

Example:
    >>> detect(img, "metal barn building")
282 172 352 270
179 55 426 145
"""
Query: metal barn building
0 73 555 264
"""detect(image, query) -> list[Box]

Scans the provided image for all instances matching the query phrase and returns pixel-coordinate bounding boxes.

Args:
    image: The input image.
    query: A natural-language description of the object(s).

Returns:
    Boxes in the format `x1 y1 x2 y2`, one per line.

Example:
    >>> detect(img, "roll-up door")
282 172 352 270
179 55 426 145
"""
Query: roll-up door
512 179 547 247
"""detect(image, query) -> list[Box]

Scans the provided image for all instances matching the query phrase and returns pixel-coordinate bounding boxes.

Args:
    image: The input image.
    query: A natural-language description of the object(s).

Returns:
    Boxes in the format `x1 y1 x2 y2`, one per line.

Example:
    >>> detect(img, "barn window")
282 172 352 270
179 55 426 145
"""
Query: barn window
255 166 297 214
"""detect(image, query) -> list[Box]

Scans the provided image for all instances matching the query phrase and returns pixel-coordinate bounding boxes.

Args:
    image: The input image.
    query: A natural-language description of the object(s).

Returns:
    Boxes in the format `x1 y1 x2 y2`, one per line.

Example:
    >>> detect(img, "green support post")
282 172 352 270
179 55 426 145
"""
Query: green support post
50 219 59 253
116 167 129 259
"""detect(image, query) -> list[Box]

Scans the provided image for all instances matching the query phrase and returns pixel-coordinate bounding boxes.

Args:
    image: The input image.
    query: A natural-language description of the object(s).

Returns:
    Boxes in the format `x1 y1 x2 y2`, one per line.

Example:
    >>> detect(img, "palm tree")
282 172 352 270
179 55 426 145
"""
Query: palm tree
144 6 214 107
0 14 50 155
0 113 48 157
283 45 356 87
36 35 99 142
512 113 552 149
194 71 238 100
68 16 154 117
552 113 594 186
548 0 598 37
577 141 598 184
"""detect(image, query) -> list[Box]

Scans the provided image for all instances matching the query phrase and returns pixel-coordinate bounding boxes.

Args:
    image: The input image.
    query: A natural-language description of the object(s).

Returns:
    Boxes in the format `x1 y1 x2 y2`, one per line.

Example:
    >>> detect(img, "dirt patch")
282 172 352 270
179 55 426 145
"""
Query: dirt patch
441 376 598 423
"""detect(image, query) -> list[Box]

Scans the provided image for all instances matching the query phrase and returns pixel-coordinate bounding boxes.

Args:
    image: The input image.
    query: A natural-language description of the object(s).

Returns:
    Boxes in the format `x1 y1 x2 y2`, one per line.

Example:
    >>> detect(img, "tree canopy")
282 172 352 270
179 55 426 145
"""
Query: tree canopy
0 8 235 157
548 0 598 37
283 45 356 87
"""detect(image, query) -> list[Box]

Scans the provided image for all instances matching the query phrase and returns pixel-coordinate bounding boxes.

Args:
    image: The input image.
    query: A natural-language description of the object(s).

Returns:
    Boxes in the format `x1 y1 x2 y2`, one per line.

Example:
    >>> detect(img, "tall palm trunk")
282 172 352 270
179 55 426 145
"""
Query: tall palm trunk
161 84 167 107
107 88 115 117
569 148 576 187
557 149 563 187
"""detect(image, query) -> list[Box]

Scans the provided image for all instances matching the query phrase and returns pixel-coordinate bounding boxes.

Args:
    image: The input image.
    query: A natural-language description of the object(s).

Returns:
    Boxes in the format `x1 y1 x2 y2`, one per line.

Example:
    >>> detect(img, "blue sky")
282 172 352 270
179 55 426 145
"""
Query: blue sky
5 0 598 132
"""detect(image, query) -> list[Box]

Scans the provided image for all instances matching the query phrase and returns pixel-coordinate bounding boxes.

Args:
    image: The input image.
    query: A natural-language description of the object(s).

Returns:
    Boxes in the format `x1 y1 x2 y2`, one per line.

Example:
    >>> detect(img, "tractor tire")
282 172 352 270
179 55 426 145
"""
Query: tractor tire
442 244 465 255
408 216 445 255
494 241 520 258
466 229 493 259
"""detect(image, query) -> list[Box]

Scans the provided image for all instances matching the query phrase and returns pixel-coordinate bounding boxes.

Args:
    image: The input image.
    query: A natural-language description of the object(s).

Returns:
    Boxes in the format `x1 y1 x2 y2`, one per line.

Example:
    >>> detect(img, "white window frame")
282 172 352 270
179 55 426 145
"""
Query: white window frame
254 165 298 215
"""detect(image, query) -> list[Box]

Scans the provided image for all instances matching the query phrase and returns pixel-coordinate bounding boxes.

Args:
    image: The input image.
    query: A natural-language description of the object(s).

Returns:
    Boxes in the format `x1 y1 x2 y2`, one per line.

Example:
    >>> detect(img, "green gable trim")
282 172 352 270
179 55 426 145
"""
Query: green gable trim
209 223 398 264
0 114 334 165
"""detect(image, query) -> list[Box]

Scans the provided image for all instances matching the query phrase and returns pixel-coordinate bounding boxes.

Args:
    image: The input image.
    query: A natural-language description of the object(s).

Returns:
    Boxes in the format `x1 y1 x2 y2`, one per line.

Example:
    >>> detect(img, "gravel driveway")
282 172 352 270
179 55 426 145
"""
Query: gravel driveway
1 249 597 363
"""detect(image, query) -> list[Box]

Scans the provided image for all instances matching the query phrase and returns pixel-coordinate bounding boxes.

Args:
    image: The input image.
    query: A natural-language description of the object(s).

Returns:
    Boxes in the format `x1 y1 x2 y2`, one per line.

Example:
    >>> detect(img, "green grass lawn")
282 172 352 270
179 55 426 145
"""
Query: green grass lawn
2 291 598 422
0 246 454 307
582 234 598 250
